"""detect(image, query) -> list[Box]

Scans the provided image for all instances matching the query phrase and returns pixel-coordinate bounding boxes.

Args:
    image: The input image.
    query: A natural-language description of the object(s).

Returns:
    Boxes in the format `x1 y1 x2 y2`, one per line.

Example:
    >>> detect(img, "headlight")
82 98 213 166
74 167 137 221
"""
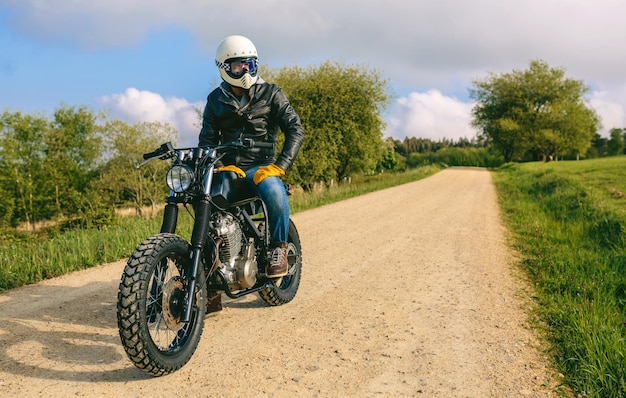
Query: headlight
166 165 194 193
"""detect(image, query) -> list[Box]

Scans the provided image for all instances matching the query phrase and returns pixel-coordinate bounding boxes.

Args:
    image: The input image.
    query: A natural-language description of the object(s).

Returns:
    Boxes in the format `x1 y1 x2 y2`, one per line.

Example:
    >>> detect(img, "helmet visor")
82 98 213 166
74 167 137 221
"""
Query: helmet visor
222 57 258 79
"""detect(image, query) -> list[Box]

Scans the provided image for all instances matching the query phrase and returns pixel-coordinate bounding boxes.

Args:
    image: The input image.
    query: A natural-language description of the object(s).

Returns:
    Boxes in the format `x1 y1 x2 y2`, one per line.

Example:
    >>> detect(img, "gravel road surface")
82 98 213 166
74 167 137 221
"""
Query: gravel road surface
0 167 559 397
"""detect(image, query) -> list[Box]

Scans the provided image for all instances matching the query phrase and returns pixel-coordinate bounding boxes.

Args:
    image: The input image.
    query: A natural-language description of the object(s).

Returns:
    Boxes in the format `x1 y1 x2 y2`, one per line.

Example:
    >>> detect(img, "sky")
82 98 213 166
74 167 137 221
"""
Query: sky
1 0 626 148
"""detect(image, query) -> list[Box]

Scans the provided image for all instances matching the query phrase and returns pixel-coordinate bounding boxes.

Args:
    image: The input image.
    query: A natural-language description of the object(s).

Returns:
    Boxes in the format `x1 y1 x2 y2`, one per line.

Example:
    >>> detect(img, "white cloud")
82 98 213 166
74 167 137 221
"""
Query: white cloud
589 88 626 134
99 88 204 147
385 90 478 141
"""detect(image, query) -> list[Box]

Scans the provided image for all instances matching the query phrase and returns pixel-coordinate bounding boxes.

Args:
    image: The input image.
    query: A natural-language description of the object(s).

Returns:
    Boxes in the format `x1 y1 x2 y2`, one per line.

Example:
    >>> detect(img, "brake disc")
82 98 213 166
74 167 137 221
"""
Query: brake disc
162 276 185 331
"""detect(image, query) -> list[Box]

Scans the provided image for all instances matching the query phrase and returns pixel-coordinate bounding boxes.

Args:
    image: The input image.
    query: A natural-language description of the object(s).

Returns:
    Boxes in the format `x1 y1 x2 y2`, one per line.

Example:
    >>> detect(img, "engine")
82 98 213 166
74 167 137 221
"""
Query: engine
210 212 258 289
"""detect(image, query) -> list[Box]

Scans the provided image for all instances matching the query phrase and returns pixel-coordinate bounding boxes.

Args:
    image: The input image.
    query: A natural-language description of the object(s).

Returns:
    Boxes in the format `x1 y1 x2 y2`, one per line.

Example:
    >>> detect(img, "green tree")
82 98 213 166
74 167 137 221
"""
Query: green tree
587 133 608 158
470 60 600 162
263 61 392 187
42 105 103 220
0 107 117 229
607 128 625 156
96 120 177 213
376 137 399 172
0 111 48 228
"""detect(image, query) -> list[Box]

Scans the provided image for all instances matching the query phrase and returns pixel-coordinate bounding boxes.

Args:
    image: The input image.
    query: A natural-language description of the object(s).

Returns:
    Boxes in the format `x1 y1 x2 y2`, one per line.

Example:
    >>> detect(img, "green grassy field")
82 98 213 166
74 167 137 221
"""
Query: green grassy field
493 156 626 397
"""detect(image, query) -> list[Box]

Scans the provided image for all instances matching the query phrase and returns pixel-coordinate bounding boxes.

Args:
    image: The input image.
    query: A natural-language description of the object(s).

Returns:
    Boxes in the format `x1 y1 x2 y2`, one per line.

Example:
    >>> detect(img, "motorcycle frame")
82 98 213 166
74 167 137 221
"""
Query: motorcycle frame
156 152 274 321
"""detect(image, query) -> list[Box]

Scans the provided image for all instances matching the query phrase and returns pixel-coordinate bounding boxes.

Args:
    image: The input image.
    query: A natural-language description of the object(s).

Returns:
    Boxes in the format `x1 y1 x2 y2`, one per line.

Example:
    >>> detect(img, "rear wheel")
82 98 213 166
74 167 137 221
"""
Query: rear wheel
259 219 302 306
117 233 207 376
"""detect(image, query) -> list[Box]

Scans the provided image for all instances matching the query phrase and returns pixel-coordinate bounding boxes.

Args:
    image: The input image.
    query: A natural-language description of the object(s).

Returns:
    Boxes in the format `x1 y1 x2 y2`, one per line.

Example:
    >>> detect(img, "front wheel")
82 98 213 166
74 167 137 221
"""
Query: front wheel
259 219 302 306
117 233 207 376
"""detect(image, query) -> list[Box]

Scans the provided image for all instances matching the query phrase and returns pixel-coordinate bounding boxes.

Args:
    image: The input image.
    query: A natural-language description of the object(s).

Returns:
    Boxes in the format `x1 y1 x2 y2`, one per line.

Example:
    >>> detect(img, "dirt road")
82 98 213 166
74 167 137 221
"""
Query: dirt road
0 168 559 397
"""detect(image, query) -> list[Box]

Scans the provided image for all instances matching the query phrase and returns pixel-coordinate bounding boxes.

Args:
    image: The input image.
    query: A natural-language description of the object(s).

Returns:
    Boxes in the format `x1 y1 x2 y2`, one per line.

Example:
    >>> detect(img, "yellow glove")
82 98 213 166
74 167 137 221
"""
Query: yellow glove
253 164 285 185
218 165 246 178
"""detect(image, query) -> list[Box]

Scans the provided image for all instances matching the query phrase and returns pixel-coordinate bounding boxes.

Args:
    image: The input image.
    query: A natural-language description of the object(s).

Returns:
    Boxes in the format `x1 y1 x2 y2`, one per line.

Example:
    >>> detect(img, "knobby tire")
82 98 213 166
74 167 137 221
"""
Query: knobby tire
117 233 207 376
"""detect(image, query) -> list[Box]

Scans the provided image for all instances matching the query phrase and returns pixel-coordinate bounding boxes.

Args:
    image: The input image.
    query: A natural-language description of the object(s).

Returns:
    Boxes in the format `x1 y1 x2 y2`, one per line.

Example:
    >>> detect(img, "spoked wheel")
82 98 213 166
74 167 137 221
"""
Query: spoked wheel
117 233 207 376
259 219 302 306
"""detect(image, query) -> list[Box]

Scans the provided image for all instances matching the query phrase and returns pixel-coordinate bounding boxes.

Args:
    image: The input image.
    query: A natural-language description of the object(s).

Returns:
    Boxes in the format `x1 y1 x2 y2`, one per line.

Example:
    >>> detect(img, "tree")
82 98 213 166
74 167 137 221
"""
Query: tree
587 133 608 158
42 105 103 219
376 137 399 172
1 106 112 229
263 61 392 186
607 128 625 156
470 60 600 162
96 120 177 213
0 111 48 228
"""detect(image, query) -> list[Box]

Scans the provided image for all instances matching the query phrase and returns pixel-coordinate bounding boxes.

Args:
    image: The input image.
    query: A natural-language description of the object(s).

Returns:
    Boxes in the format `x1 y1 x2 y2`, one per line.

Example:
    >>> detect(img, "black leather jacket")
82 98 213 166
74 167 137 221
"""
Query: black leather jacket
199 79 305 171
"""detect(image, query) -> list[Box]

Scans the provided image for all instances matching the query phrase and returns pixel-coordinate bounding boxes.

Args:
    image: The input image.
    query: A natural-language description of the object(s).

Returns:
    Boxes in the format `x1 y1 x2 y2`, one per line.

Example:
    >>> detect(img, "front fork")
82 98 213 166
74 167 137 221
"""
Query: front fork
159 195 212 323
161 198 200 322
177 196 211 322
182 165 216 322
160 201 179 233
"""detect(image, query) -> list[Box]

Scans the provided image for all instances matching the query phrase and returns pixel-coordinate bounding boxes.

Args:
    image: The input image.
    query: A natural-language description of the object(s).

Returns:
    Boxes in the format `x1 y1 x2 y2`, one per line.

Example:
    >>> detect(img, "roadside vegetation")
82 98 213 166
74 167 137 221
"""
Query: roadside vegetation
493 156 626 397
0 164 442 292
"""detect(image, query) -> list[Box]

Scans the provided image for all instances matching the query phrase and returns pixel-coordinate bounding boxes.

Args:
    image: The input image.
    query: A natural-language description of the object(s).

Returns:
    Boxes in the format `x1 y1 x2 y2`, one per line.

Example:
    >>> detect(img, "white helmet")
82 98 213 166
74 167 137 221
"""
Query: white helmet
215 35 259 89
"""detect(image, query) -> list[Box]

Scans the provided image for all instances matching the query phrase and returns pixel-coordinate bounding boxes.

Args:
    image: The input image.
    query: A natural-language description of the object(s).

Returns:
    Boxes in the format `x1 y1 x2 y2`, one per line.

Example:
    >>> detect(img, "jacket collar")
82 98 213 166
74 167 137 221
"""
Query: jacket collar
219 78 266 109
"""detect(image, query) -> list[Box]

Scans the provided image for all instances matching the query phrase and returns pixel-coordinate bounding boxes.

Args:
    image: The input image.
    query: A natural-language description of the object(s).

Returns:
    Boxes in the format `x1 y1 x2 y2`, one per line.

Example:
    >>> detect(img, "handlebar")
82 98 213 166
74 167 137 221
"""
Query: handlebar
137 138 274 169
242 137 274 149
142 142 175 160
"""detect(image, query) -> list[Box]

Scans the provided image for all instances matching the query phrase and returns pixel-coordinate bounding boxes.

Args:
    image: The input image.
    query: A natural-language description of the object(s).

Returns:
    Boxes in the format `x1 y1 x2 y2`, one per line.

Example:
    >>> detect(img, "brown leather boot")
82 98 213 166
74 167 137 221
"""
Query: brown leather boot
206 293 222 314
267 242 289 278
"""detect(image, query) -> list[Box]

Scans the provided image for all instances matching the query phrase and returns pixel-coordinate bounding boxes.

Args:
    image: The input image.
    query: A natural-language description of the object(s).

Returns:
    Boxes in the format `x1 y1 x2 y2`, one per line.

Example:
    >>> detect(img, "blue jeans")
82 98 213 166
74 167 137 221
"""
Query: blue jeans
244 165 290 243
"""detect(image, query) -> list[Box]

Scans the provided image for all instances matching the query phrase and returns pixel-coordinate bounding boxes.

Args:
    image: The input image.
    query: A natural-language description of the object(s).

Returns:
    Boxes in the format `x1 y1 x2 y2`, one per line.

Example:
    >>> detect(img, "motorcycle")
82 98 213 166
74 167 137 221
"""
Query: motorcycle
116 140 303 376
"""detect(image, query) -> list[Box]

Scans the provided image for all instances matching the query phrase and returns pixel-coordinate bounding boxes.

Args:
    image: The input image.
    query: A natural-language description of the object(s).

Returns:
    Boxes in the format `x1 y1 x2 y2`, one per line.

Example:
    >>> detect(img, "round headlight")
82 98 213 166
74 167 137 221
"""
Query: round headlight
166 165 194 193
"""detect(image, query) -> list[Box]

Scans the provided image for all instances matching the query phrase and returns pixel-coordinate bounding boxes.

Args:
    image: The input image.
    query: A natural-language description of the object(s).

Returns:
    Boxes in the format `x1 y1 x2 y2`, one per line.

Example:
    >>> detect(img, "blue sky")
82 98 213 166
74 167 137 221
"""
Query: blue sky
2 1 626 147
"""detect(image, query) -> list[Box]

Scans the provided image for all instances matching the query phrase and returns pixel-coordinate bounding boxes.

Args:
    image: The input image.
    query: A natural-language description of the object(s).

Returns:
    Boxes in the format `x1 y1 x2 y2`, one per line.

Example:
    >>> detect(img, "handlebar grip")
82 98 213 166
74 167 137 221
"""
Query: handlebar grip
243 138 274 149
142 142 175 160
143 149 161 160
253 141 275 148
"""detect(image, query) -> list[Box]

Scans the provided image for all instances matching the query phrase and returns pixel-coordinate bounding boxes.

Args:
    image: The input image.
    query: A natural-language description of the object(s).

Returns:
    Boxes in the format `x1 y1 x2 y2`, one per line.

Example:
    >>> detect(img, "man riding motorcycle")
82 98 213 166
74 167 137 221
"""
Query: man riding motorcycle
199 35 305 312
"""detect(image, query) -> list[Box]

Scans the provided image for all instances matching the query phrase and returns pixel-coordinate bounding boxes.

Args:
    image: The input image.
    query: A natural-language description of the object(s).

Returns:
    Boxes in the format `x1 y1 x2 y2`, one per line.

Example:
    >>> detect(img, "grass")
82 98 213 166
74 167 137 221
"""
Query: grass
493 156 626 397
0 215 165 290
0 164 442 292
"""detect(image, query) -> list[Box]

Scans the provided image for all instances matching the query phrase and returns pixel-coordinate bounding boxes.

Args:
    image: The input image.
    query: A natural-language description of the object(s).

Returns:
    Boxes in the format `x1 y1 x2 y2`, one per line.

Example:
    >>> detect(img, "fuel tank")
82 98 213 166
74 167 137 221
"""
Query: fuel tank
210 172 258 209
